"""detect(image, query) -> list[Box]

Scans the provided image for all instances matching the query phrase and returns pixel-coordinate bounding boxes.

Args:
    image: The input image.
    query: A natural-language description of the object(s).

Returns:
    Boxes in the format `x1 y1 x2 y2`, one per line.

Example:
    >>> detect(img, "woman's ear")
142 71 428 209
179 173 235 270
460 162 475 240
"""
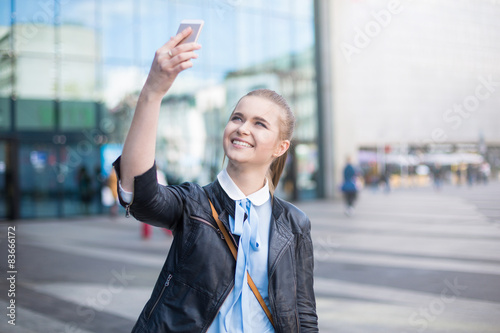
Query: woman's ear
274 140 290 158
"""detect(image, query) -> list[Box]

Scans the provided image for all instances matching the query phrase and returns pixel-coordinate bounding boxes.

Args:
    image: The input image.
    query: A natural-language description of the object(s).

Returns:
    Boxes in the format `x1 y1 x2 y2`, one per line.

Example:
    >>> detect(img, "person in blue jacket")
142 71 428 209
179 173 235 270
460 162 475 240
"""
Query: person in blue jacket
341 156 358 216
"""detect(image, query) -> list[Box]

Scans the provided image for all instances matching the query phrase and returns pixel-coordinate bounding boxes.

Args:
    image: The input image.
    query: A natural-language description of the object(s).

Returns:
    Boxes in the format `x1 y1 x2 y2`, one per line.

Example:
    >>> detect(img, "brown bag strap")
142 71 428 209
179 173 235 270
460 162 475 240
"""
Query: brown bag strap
208 198 275 329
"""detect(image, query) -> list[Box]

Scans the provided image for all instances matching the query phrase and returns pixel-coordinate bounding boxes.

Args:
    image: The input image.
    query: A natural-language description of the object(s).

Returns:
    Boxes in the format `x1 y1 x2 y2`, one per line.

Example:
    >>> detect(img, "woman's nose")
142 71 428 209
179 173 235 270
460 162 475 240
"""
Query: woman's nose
237 121 250 135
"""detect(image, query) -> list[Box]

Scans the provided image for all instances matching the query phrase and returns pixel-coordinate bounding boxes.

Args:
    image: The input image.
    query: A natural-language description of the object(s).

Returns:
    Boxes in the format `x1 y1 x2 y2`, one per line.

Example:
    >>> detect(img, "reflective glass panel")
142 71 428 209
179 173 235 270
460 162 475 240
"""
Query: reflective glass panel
19 143 58 218
267 0 292 16
60 59 96 100
0 97 10 130
295 143 319 199
59 25 98 59
59 0 96 28
59 143 101 216
0 27 9 52
60 101 96 130
292 0 314 19
139 0 170 66
0 1 11 27
0 0 11 53
15 56 56 99
101 0 134 64
16 99 55 130
14 0 55 54
0 53 13 96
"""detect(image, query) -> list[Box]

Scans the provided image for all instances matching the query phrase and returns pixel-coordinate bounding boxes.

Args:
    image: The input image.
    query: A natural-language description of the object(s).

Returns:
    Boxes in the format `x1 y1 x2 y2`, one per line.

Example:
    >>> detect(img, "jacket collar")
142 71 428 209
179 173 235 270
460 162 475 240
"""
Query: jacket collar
204 180 294 276
204 180 234 231
217 168 270 206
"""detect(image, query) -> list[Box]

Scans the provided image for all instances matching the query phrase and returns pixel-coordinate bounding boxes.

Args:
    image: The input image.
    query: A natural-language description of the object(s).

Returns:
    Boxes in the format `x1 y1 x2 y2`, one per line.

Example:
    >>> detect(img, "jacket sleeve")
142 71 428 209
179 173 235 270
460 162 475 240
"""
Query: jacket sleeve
112 156 188 230
296 218 319 332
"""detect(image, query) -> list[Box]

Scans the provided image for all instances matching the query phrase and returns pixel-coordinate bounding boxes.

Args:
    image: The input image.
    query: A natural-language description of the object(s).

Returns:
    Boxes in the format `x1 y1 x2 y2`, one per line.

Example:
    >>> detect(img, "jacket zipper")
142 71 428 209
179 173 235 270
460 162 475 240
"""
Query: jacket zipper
123 176 136 218
125 201 133 217
147 274 172 320
124 190 134 218
190 216 225 240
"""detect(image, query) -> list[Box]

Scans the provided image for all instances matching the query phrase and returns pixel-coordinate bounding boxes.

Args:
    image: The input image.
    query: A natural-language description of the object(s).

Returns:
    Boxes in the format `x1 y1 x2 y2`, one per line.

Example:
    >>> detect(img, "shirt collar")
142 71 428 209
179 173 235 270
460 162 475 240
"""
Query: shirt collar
217 169 270 206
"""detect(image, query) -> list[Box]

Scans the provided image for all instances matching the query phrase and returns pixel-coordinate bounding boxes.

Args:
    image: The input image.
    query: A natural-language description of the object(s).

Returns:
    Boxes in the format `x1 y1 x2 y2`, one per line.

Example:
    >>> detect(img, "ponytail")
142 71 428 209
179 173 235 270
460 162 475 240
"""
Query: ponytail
267 149 289 194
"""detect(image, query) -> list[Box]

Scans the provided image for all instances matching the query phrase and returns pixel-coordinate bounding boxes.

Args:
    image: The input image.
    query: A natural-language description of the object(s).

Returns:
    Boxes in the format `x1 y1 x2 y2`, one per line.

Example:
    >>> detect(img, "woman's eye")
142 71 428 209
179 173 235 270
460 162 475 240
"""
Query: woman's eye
231 116 242 122
256 122 267 128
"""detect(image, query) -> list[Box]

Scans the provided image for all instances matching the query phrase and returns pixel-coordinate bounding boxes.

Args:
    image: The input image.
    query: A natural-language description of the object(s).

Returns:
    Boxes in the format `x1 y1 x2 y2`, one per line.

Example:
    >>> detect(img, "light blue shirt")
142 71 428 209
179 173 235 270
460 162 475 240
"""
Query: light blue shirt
207 169 274 333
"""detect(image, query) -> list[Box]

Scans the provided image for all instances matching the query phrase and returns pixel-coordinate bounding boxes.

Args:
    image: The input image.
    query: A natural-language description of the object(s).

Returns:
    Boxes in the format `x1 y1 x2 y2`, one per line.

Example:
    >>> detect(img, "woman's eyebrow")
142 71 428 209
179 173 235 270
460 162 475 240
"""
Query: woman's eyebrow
253 116 270 125
233 112 270 125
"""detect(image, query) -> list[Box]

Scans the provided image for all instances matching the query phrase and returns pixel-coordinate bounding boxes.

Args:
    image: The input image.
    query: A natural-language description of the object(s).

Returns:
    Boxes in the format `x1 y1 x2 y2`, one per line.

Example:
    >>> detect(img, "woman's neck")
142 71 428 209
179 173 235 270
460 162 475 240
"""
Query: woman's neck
226 162 268 196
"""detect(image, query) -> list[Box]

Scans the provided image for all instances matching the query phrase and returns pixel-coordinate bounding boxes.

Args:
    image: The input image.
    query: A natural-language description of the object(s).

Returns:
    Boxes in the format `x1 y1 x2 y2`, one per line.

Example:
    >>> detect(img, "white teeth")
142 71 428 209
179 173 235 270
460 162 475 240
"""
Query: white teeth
233 140 252 148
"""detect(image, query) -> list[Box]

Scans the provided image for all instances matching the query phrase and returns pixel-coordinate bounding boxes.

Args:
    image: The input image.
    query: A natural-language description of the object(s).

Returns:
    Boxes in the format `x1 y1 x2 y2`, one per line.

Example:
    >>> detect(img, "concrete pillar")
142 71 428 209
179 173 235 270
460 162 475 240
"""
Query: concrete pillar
315 0 359 199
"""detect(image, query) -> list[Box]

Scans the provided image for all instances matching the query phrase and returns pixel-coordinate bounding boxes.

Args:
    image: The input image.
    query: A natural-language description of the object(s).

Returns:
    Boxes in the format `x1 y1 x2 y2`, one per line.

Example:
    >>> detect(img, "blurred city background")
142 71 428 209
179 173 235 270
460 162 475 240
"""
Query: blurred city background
0 0 498 219
1 0 500 332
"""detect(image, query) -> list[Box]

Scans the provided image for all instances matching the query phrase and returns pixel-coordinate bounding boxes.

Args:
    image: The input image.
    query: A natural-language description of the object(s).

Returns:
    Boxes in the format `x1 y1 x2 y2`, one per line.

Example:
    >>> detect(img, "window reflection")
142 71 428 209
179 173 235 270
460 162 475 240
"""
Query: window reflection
60 59 96 100
16 99 55 130
60 101 96 130
60 26 97 59
0 97 9 130
16 56 56 99
101 0 134 64
59 0 96 28
139 0 169 66
14 0 55 55
19 143 58 218
59 144 101 216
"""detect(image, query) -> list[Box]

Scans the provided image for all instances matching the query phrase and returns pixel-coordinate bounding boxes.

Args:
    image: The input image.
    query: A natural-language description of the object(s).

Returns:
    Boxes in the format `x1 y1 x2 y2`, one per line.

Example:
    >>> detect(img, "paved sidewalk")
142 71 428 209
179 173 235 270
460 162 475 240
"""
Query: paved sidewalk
304 182 500 332
0 182 499 332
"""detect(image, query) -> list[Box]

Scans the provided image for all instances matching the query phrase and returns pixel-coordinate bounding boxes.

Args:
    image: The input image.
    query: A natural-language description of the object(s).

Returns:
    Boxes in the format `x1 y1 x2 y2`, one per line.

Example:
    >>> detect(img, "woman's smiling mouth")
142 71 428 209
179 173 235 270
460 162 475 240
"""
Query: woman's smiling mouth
232 139 254 148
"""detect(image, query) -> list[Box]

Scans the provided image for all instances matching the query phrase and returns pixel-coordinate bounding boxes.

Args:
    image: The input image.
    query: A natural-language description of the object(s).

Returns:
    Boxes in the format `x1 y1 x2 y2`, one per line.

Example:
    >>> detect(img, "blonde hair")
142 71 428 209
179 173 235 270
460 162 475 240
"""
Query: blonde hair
231 89 295 194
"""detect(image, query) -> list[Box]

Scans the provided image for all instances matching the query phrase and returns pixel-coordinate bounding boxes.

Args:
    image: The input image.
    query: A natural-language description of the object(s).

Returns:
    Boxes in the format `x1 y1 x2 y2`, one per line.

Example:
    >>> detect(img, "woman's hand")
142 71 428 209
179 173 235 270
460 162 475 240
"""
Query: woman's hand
143 27 202 99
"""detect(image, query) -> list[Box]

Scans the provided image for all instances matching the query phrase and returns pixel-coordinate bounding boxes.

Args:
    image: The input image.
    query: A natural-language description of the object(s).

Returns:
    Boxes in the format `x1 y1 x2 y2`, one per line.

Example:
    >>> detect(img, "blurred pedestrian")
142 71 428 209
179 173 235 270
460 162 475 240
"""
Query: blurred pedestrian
341 156 358 216
479 161 491 184
77 166 92 214
455 163 463 186
432 163 444 191
111 28 317 332
466 164 475 187
378 167 391 193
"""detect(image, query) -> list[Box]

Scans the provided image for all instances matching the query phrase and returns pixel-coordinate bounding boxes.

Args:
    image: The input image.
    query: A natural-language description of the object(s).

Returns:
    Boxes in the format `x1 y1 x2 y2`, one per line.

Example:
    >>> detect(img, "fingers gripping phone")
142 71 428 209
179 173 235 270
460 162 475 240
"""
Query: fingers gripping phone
176 19 204 45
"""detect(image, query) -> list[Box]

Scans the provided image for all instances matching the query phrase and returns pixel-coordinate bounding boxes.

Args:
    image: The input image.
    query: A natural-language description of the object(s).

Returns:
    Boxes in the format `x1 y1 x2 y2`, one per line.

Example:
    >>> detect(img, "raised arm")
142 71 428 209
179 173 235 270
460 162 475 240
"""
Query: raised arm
120 27 201 191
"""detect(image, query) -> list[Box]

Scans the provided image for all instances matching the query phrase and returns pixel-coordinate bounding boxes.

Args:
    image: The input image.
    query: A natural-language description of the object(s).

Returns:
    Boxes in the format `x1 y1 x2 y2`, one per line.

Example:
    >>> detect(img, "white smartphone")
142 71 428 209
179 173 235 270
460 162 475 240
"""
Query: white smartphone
176 19 204 45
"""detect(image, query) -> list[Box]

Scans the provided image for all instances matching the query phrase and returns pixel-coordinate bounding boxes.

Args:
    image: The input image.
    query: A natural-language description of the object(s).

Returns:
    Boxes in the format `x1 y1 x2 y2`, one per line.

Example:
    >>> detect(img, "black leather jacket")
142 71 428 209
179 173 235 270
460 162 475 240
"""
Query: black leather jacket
113 157 318 333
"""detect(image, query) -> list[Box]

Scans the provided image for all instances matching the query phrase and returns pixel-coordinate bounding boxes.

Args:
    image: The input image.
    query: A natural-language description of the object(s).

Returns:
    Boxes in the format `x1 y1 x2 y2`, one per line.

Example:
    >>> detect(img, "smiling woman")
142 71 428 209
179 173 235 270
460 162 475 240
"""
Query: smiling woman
113 25 318 333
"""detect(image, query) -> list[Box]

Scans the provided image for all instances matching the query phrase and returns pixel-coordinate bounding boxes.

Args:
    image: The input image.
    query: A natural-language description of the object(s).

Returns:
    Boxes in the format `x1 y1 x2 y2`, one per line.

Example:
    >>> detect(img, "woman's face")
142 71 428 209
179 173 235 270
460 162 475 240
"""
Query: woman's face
223 96 289 169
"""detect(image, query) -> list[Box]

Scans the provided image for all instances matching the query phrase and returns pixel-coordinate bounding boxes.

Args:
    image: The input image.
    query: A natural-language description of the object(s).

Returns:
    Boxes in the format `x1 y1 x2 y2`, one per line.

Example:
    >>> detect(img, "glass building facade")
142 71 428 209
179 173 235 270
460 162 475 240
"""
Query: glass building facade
0 0 319 219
